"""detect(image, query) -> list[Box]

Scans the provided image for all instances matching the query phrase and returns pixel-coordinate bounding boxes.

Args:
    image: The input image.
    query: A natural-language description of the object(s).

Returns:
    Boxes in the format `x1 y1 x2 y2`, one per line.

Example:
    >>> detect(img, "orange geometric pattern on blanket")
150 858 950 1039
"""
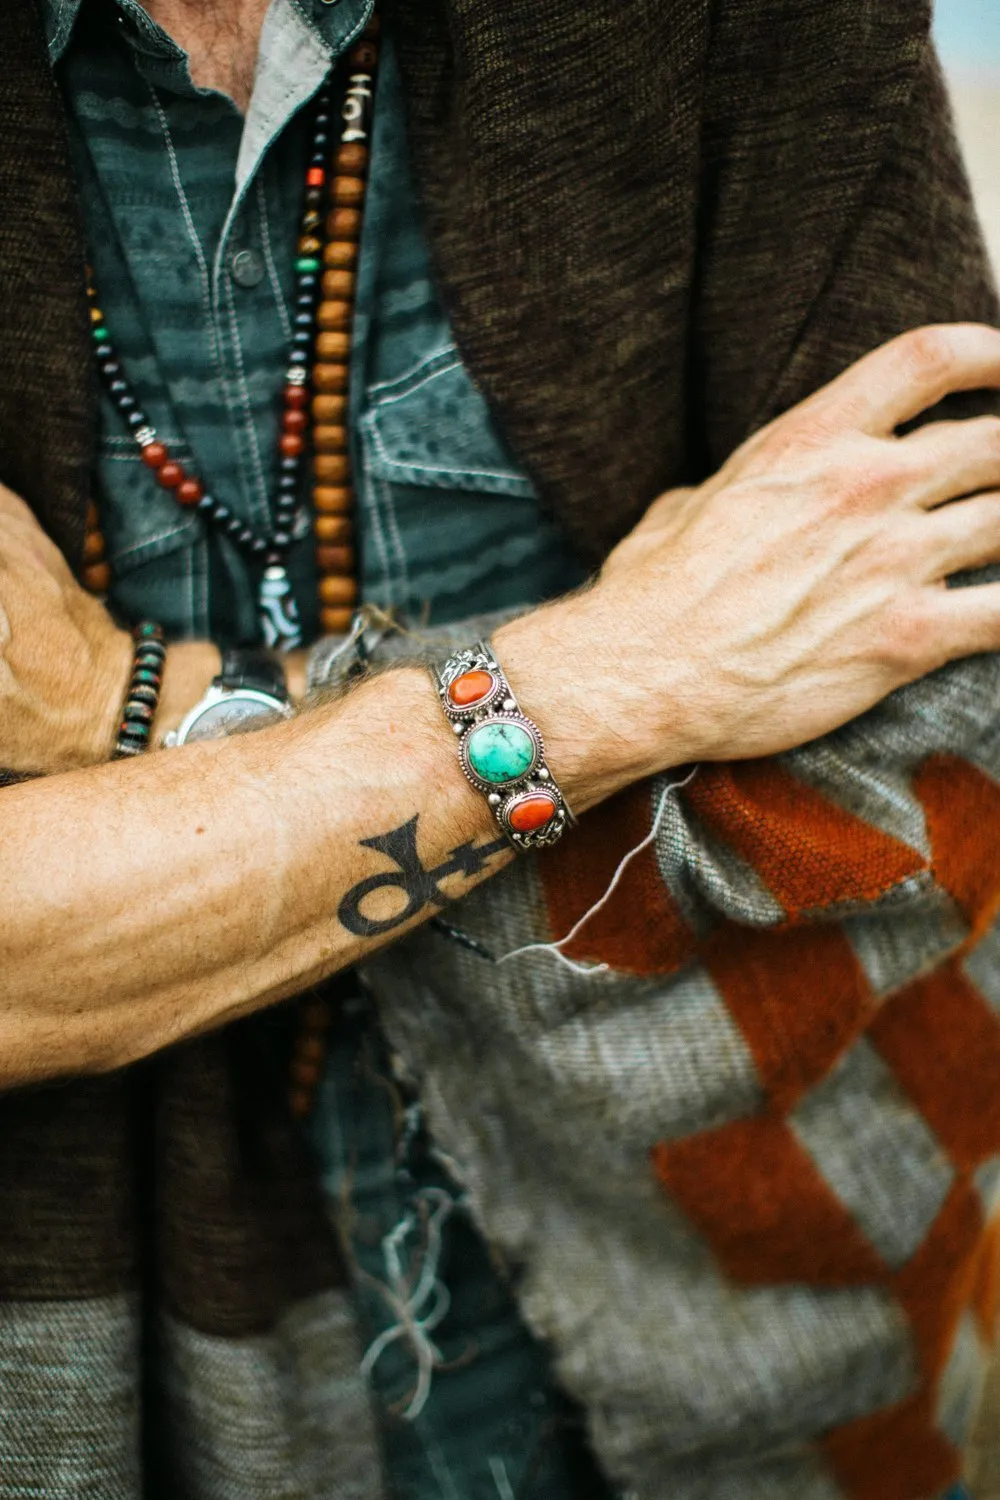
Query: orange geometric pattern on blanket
652 1115 886 1285
685 759 926 916
820 1390 960 1500
915 753 1000 941
818 1182 984 1497
640 753 1000 1496
870 963 1000 1172
655 1118 988 1491
972 1212 1000 1343
538 781 695 973
892 1178 985 1380
703 920 875 1113
538 756 927 972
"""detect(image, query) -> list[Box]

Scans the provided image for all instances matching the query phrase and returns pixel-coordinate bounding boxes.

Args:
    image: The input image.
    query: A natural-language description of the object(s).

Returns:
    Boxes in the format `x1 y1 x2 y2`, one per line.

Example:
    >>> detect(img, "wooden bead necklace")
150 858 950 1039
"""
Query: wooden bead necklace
82 18 380 1116
83 17 379 652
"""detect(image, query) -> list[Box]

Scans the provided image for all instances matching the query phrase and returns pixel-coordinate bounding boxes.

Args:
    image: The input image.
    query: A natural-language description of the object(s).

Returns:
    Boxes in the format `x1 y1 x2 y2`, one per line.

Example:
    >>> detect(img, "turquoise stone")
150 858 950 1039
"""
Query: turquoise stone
466 720 536 784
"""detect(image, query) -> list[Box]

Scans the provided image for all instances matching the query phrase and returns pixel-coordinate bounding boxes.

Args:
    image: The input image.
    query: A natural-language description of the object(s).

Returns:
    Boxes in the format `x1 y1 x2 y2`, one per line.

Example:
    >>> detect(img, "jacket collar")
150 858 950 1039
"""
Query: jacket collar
43 0 368 63
40 0 80 61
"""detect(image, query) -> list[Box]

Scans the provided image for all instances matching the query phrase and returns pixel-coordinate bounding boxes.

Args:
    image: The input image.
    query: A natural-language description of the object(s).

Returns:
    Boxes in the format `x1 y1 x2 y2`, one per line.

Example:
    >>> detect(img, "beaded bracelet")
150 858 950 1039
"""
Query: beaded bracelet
112 622 167 759
433 641 576 852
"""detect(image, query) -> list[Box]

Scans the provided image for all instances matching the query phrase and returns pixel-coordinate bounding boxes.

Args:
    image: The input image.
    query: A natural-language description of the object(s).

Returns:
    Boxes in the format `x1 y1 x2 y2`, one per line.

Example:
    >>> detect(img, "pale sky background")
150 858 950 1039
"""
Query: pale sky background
933 0 1000 266
935 0 1000 69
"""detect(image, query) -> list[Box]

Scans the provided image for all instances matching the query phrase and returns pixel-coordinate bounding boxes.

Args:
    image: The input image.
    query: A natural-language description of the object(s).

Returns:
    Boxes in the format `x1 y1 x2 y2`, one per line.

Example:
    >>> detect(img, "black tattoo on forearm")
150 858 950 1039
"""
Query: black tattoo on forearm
337 815 509 939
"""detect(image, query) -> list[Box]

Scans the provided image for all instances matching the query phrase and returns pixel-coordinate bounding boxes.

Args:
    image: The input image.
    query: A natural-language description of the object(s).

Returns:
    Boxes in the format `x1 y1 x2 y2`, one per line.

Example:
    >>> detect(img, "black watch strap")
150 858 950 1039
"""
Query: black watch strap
218 648 289 702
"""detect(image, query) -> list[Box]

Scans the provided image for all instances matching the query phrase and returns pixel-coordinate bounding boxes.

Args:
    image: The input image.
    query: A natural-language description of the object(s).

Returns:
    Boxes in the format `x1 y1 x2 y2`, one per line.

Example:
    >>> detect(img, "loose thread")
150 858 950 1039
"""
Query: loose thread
359 1186 456 1420
495 765 700 975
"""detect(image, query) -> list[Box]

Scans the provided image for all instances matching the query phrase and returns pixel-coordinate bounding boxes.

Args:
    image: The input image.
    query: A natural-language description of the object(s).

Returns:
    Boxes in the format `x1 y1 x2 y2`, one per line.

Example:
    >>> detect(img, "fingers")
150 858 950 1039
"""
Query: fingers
935 578 1000 662
922 492 1000 578
900 416 1000 508
807 324 1000 438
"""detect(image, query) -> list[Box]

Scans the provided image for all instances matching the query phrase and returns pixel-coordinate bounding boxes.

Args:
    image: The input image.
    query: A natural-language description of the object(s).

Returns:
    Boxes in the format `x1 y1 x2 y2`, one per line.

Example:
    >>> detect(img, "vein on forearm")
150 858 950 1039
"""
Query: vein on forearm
0 666 510 1084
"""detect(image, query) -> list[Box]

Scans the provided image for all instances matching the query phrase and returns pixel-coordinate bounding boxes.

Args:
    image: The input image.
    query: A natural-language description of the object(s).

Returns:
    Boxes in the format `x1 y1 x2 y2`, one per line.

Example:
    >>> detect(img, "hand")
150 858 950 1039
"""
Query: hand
0 483 134 773
499 324 1000 804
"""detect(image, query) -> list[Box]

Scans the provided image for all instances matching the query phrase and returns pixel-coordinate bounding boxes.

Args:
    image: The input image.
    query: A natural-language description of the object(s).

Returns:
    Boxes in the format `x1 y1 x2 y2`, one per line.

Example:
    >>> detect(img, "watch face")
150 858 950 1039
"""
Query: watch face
183 695 284 742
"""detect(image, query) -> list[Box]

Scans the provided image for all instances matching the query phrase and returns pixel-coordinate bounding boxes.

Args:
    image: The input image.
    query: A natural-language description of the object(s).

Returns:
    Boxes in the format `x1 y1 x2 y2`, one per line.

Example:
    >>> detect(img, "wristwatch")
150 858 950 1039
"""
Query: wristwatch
162 648 294 746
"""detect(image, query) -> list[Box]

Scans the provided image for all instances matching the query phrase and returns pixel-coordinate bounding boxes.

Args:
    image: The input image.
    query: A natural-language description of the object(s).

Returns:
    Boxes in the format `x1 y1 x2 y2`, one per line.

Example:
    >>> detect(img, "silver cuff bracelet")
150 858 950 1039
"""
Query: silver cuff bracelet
433 640 576 852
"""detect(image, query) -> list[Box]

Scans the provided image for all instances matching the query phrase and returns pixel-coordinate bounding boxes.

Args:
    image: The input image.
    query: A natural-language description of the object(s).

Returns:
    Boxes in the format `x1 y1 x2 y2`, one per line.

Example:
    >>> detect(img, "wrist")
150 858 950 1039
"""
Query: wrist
493 591 692 812
89 627 137 766
151 641 223 746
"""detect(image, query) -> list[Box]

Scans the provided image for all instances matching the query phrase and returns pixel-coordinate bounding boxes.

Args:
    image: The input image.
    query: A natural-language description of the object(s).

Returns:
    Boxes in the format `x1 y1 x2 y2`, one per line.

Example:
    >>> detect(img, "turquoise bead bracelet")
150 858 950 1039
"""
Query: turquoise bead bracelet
112 622 166 760
433 641 576 852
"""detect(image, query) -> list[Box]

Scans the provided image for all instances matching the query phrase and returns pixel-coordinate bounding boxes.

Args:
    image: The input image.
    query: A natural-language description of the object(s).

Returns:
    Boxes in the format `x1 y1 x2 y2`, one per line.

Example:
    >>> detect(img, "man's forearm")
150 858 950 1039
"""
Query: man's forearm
0 602 639 1088
7 326 1000 1088
0 670 490 1084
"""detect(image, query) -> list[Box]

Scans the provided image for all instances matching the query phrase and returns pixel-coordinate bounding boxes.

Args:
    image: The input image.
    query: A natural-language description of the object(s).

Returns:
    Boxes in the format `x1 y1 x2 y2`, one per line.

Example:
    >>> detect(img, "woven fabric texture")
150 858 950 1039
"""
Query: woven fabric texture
0 0 999 1495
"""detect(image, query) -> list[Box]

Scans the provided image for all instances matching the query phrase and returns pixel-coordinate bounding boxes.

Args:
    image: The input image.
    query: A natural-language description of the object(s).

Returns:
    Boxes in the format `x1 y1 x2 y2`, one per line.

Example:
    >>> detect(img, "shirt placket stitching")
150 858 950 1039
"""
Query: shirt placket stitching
146 85 232 472
215 254 276 534
147 90 215 320
135 97 263 641
206 39 335 539
147 85 257 621
256 173 294 344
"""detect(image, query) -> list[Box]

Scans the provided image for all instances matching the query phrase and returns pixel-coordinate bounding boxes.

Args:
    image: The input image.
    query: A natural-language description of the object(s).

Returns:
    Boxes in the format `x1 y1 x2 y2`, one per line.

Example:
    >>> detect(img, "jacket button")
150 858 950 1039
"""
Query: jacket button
230 248 265 288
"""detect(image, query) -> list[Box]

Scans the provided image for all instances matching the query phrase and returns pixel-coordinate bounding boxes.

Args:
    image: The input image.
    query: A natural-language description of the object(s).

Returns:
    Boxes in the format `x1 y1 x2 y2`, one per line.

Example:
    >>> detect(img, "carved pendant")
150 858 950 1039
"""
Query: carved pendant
259 563 302 651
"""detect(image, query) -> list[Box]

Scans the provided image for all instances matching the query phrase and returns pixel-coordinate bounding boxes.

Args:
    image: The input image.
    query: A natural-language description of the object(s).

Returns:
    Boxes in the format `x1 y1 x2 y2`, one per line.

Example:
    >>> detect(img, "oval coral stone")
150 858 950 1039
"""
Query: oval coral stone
507 793 558 834
448 670 495 709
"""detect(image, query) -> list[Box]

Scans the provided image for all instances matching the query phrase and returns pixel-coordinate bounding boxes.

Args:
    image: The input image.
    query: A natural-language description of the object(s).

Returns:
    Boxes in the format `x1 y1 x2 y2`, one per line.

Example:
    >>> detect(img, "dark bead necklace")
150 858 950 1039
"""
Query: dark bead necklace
83 18 380 1119
84 19 379 652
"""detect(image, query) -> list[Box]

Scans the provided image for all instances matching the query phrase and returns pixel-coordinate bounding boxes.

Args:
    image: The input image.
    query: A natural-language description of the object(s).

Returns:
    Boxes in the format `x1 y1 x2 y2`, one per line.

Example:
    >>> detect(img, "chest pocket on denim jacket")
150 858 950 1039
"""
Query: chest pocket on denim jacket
361 346 536 498
357 347 581 623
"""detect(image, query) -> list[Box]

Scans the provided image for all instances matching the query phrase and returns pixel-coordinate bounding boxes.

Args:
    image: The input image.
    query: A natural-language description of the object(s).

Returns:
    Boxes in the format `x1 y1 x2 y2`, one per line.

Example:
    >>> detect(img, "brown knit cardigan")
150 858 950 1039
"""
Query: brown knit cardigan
0 0 997 1494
